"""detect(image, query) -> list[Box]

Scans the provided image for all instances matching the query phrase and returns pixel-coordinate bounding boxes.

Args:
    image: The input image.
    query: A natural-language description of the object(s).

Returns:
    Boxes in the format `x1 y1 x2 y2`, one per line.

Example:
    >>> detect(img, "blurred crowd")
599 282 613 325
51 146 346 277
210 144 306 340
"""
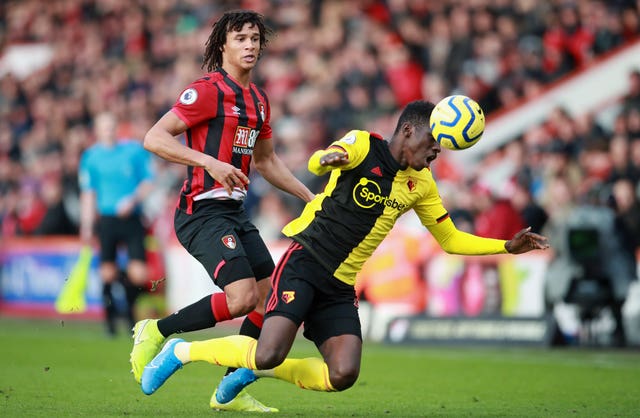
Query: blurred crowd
1 0 640 259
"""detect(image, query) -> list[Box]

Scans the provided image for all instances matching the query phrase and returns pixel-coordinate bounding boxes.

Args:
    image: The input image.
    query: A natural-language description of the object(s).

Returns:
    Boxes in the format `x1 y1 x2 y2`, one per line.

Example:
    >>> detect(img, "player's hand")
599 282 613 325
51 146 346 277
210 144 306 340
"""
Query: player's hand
116 196 136 218
505 227 550 254
207 160 250 195
80 226 95 246
320 151 349 167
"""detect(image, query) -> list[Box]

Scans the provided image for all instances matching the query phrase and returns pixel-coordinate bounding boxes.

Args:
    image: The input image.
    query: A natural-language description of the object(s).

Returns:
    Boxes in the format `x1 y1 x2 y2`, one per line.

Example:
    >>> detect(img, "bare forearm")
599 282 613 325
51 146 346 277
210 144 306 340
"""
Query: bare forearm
135 181 154 202
79 192 96 242
256 155 314 202
144 127 213 169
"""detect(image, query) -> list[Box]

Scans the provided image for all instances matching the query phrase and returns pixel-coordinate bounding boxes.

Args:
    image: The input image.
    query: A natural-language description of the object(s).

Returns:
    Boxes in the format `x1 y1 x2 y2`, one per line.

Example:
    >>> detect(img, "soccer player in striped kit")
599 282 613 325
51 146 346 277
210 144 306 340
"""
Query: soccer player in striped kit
129 10 314 412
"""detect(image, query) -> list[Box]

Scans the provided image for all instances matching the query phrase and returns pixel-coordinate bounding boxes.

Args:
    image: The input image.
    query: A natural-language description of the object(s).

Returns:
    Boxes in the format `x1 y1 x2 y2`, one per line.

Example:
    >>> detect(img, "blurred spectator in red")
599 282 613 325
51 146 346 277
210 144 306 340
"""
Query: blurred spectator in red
542 4 594 77
33 174 77 235
471 181 526 240
14 180 47 235
378 33 424 107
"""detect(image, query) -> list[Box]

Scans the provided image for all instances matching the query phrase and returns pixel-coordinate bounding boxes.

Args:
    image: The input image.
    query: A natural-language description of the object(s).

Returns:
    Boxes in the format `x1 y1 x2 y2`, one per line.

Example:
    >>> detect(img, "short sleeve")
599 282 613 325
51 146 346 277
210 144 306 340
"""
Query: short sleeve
257 96 272 140
328 130 370 170
171 78 219 127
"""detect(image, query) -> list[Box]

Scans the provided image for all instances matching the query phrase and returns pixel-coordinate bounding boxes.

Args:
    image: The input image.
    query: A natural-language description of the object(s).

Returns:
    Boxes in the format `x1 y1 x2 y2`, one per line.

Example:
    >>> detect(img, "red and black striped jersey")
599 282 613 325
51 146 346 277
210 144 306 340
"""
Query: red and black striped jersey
171 68 272 213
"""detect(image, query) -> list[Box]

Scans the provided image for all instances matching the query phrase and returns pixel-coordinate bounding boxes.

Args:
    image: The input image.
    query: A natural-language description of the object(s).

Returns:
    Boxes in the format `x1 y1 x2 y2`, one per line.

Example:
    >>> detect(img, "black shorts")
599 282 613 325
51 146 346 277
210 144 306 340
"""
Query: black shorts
265 241 361 347
97 215 146 263
174 199 275 289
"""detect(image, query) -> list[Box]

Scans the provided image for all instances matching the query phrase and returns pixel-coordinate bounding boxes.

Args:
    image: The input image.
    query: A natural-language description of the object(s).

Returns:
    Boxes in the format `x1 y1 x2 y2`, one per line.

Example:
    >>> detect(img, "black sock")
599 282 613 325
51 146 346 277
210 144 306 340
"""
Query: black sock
120 272 142 329
102 283 117 335
157 295 217 337
225 313 262 376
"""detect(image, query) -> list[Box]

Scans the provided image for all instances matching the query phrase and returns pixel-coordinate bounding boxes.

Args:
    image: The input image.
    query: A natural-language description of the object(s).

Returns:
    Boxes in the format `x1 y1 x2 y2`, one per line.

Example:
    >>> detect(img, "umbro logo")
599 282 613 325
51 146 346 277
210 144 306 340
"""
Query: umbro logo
232 106 241 115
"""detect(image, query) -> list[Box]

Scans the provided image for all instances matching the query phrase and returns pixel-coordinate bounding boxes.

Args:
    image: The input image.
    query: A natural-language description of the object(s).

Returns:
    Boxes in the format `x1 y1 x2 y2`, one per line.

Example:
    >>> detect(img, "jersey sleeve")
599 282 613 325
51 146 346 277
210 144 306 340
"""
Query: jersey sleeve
412 172 449 227
257 94 272 140
413 173 508 254
171 78 219 128
307 130 371 175
427 218 508 255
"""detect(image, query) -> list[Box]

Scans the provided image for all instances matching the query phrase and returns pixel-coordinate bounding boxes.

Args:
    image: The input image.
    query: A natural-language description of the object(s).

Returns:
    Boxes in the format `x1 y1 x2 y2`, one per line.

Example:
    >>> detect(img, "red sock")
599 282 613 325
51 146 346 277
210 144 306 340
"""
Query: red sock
211 293 232 322
246 310 264 328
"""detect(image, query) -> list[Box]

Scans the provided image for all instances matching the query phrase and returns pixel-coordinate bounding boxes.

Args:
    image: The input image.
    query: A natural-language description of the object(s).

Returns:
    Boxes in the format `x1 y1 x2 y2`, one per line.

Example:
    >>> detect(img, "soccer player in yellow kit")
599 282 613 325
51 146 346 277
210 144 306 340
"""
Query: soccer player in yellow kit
140 100 549 406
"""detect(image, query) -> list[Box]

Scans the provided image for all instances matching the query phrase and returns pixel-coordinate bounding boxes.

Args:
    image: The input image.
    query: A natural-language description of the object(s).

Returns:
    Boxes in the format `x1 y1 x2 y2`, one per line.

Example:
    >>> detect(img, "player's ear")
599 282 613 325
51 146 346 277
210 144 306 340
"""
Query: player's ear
402 122 413 137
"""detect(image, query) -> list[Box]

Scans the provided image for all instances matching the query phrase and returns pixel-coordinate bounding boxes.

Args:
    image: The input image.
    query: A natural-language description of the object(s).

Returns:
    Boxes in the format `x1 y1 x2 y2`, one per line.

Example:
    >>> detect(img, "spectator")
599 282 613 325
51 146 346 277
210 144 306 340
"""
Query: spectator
471 181 526 240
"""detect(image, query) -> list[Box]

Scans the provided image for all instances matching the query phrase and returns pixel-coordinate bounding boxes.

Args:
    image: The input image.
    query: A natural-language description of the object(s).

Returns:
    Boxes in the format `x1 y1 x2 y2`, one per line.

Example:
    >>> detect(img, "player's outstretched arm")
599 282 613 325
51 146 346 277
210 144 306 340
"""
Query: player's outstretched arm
504 227 550 254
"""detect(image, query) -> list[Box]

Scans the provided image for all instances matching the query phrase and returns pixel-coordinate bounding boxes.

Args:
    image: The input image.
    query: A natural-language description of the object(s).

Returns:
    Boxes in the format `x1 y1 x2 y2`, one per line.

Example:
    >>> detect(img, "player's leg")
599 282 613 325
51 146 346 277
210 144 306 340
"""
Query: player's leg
130 203 260 383
216 245 356 397
122 215 148 329
99 262 119 336
141 243 308 395
97 216 120 337
316 334 362 391
211 226 277 411
266 271 363 392
140 314 299 396
210 278 278 412
130 262 258 383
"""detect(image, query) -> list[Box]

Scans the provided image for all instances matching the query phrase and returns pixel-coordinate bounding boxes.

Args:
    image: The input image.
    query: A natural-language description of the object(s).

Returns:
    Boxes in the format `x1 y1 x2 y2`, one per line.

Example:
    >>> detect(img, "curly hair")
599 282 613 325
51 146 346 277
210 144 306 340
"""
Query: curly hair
202 10 272 72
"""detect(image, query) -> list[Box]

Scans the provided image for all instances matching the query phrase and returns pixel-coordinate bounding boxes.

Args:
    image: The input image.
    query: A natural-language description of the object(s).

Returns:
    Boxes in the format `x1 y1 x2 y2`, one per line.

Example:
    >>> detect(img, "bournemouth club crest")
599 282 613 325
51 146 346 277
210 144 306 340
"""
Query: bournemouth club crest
221 235 237 249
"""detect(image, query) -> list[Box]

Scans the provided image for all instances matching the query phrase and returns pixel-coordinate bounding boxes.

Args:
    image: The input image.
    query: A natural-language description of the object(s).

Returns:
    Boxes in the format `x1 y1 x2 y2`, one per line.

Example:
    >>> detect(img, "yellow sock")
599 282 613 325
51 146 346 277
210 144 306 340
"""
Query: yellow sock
189 335 257 369
189 336 335 392
273 358 336 392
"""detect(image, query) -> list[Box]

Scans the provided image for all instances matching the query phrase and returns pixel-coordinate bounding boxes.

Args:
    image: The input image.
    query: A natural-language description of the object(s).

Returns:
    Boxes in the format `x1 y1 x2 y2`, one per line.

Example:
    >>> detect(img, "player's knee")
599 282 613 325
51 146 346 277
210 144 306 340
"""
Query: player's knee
126 261 148 286
329 365 359 391
226 291 259 317
254 348 287 370
100 263 118 283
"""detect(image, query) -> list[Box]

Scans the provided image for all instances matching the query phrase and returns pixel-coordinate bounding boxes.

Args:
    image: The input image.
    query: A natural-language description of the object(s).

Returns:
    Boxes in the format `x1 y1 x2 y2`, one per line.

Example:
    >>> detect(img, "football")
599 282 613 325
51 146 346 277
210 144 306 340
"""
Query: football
430 95 485 150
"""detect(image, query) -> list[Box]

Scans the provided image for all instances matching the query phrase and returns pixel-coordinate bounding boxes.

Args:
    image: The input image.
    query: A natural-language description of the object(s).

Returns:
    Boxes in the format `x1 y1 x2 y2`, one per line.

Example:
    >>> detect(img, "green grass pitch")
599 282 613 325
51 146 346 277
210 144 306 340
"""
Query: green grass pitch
0 317 638 417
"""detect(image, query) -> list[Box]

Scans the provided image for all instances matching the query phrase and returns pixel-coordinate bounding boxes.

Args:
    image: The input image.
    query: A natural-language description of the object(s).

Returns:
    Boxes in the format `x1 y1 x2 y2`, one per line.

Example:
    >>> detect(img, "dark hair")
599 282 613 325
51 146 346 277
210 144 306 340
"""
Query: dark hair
393 100 435 135
202 10 272 72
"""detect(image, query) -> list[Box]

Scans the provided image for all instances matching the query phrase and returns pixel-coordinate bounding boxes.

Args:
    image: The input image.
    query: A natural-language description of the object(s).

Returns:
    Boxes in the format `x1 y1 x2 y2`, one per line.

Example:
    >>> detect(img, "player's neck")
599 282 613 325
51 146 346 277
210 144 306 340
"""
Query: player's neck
388 135 406 168
222 64 252 88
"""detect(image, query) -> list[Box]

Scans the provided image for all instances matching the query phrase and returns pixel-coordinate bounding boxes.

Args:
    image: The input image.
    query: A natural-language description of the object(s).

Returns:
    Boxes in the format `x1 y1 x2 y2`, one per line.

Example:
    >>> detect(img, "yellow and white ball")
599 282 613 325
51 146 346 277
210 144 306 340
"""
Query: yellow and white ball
430 95 485 150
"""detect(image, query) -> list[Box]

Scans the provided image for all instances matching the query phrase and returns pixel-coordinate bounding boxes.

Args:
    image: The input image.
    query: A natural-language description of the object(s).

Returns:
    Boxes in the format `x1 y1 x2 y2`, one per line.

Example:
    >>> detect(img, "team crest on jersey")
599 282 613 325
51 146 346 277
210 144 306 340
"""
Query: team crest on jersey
221 235 236 249
281 291 295 304
179 88 198 105
258 102 265 121
407 178 416 192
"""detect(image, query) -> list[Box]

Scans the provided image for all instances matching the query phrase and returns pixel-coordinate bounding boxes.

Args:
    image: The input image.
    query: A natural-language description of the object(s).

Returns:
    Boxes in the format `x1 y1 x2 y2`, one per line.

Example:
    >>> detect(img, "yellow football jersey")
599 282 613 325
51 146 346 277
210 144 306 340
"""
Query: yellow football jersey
283 130 454 286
